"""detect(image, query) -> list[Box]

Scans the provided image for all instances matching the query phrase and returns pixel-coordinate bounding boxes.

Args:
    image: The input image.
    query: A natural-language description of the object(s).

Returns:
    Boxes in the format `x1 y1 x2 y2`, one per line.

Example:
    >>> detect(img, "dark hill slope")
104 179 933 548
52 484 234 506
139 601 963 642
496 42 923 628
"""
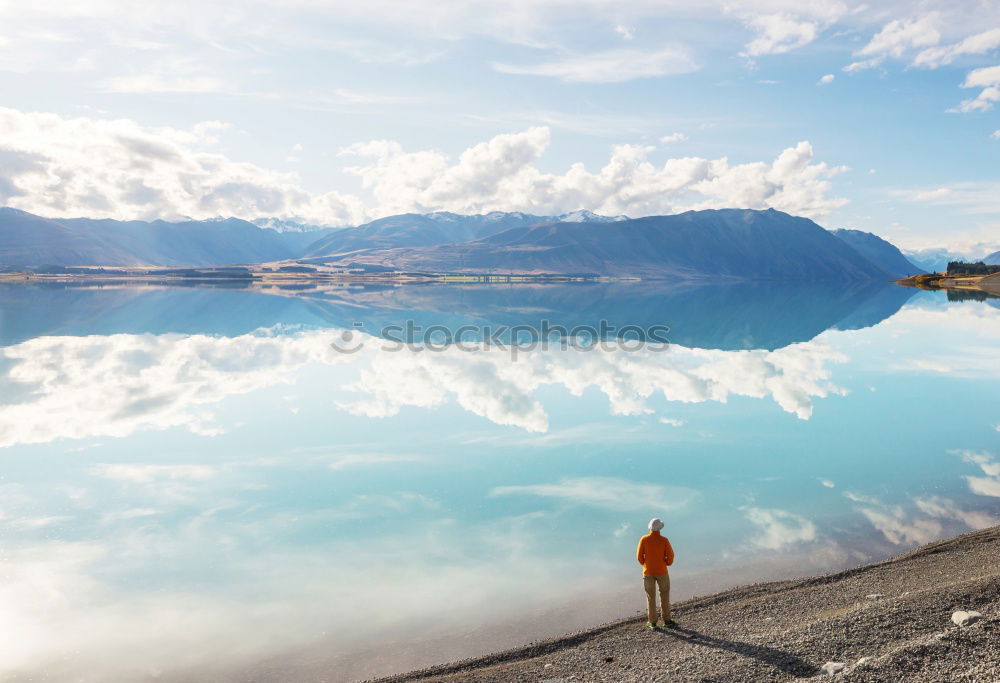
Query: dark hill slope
302 211 620 258
832 228 924 278
0 208 305 266
61 216 300 266
0 208 136 266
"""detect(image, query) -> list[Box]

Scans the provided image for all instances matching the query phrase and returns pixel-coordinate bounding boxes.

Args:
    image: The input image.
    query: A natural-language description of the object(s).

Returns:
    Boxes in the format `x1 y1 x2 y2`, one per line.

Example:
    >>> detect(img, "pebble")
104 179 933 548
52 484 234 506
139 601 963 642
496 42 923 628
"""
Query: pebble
821 661 846 675
951 610 983 627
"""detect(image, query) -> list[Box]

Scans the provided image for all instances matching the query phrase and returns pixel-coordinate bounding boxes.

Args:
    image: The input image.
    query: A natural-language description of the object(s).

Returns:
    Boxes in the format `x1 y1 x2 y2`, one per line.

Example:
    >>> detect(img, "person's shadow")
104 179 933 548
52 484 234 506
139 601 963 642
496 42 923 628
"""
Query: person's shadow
655 624 819 677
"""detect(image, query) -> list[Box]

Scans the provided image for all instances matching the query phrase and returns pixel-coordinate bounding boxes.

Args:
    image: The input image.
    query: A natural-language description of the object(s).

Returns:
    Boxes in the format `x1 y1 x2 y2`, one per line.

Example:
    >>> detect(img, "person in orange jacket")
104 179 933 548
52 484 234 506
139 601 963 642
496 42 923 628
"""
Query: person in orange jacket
636 517 675 629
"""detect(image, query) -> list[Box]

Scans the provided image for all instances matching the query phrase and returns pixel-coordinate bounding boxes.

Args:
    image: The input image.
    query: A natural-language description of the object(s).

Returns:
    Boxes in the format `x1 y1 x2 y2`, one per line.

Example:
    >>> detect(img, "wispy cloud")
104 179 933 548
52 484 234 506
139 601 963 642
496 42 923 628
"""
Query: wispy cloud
100 74 224 94
98 56 226 94
845 491 942 545
294 88 424 111
950 65 1000 113
328 454 424 471
914 495 997 529
903 181 1000 214
851 14 941 70
742 14 820 57
492 46 698 83
93 464 216 483
913 28 1000 68
952 449 1000 497
461 110 677 137
327 492 440 520
659 132 686 144
490 476 698 512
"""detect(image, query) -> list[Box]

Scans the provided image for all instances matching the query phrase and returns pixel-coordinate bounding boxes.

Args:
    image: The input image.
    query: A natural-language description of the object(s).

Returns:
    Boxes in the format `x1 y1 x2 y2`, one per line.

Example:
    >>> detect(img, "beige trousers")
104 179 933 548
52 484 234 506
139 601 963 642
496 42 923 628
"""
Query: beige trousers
643 574 670 623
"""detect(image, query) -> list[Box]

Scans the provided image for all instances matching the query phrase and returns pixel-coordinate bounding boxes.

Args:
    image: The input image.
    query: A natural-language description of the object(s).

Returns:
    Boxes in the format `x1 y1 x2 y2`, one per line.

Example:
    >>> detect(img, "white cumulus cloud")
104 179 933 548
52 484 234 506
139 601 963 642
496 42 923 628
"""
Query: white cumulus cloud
0 331 339 448
743 506 817 550
335 335 848 430
0 108 848 224
0 330 849 448
0 107 367 225
342 129 848 219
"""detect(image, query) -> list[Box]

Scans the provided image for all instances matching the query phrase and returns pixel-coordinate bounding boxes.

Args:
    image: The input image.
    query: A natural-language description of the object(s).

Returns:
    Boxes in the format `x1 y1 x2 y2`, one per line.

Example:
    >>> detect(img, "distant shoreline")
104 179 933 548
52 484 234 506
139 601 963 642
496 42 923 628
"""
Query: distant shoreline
0 265 910 287
897 271 1000 298
0 268 622 285
373 526 1000 682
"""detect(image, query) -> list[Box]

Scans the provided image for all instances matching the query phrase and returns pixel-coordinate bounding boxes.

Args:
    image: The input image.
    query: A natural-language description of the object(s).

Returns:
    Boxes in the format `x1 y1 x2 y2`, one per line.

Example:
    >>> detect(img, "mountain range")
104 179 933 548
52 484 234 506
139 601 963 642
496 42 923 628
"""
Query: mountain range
0 206 925 280
0 207 333 267
304 208 923 280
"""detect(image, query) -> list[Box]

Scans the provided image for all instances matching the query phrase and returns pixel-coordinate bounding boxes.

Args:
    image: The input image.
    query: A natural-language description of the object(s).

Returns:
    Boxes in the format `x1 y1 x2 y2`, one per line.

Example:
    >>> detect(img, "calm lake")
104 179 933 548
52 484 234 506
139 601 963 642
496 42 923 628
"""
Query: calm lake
2 280 999 681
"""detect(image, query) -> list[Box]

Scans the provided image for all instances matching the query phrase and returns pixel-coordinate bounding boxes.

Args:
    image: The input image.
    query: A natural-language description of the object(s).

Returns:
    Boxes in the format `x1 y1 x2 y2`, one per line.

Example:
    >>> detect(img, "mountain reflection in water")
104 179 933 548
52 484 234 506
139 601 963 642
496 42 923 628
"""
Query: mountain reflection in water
0 279 916 350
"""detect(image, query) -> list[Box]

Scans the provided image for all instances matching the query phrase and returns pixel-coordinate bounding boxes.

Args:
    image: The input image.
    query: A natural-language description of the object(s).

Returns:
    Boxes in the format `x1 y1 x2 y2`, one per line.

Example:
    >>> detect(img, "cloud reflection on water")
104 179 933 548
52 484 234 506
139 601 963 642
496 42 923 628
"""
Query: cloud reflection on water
0 330 848 448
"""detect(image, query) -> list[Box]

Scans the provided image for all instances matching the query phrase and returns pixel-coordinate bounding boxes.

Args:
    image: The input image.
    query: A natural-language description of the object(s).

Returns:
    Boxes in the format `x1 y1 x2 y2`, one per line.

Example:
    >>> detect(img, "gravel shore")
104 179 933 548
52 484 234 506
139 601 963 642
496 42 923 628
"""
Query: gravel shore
375 526 1000 682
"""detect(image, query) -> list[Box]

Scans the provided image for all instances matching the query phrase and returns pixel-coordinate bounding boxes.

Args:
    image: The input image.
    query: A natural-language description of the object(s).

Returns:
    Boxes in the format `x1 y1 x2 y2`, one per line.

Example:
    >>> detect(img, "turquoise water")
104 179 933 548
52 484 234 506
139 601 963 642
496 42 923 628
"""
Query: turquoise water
1 282 998 681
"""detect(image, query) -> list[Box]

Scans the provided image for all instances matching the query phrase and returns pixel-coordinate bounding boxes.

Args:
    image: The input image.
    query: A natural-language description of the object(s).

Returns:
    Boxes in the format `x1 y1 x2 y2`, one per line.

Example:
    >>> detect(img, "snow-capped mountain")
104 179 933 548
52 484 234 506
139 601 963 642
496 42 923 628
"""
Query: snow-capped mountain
557 209 628 222
252 217 340 233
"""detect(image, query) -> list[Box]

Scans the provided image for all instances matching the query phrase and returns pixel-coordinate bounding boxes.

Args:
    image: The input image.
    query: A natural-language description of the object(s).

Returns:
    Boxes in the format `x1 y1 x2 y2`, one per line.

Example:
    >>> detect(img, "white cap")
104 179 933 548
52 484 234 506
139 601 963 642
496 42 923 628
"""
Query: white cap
648 518 664 531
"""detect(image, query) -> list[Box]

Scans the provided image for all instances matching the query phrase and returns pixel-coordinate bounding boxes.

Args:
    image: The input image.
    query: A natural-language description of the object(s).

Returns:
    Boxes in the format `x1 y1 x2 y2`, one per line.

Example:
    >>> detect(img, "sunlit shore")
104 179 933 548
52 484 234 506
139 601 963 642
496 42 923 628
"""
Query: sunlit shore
897 272 1000 298
377 526 1000 682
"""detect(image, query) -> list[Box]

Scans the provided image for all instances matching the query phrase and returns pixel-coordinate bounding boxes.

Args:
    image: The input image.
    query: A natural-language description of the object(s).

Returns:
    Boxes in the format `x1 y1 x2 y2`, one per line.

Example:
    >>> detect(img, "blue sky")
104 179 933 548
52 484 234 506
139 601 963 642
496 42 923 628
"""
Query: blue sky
0 1 999 251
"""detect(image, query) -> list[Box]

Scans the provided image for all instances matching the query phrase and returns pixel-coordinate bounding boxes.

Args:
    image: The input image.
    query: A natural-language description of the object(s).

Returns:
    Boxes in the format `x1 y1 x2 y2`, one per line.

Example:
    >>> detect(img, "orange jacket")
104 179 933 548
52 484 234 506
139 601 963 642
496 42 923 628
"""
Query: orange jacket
637 530 674 576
